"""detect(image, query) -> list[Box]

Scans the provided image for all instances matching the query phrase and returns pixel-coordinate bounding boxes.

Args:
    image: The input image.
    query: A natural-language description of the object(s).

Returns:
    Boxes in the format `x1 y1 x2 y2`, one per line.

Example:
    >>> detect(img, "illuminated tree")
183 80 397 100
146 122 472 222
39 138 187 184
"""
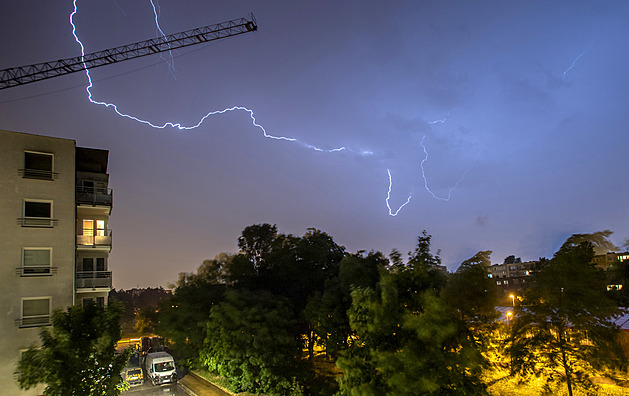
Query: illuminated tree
16 301 129 396
337 232 489 395
509 237 625 395
200 289 301 395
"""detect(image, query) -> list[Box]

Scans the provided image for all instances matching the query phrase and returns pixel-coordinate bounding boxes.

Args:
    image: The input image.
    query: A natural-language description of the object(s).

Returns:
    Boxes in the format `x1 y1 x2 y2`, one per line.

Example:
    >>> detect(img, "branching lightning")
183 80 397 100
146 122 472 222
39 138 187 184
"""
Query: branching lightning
419 135 476 201
386 169 412 216
70 0 346 153
69 0 476 216
562 50 588 81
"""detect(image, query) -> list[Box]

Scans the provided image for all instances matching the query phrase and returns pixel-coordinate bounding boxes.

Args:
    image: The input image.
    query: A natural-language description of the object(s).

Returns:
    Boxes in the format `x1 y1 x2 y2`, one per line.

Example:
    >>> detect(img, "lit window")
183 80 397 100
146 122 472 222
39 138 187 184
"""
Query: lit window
97 220 105 236
82 220 106 237
20 298 51 327
497 281 502 285
22 248 52 276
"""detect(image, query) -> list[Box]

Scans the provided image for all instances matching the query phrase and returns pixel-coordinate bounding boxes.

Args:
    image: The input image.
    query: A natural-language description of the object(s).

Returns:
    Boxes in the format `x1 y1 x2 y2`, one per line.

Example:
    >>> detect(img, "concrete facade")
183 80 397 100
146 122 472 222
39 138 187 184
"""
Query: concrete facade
0 129 113 394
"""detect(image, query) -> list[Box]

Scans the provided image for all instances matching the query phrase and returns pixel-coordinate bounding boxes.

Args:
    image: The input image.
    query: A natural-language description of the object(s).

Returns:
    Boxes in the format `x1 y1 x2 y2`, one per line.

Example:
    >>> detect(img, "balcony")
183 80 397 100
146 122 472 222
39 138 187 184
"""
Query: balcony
76 186 113 207
77 229 112 250
19 168 58 181
16 315 51 328
18 217 58 227
16 266 58 277
76 271 112 290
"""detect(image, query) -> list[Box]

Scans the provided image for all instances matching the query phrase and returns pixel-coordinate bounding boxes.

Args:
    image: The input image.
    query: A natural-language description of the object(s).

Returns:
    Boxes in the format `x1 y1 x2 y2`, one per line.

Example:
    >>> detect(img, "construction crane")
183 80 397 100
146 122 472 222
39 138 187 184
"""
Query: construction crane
0 14 257 90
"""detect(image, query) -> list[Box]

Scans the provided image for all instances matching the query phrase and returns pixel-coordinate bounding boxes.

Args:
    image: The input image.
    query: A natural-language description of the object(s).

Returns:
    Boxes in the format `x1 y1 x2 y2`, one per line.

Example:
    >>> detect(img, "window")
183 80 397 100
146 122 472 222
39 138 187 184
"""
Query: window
22 200 54 227
496 280 502 285
22 248 52 276
82 257 106 272
82 297 106 308
83 220 105 237
22 151 55 180
20 297 51 327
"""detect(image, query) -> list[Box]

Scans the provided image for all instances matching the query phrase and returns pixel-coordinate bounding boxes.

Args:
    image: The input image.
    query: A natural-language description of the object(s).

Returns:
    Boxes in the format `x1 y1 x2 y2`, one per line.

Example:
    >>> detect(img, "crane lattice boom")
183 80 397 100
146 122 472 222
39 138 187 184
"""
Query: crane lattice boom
0 15 257 90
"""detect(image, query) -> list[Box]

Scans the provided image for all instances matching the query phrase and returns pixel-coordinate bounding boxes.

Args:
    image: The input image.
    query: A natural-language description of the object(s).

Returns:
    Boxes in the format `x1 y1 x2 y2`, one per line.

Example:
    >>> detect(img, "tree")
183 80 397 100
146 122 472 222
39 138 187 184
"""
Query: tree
561 229 618 255
509 237 626 395
337 232 488 395
134 306 159 335
200 289 301 395
16 301 130 396
443 251 499 325
158 275 227 364
304 251 386 360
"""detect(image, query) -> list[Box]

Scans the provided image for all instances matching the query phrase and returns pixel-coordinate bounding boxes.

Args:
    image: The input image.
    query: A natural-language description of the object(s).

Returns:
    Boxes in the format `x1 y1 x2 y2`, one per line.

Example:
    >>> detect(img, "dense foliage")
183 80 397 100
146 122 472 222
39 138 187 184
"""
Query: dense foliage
16 301 130 396
155 225 627 395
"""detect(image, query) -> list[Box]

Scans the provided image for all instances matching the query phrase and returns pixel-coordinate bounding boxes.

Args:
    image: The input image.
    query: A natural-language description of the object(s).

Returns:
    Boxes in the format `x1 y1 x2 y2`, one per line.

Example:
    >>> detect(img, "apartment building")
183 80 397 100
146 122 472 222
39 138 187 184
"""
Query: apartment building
0 129 113 395
488 260 536 293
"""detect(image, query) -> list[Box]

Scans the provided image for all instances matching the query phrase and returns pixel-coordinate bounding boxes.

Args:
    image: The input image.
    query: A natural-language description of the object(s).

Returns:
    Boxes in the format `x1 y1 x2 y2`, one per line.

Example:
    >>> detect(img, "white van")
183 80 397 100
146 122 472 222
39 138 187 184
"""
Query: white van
145 351 177 386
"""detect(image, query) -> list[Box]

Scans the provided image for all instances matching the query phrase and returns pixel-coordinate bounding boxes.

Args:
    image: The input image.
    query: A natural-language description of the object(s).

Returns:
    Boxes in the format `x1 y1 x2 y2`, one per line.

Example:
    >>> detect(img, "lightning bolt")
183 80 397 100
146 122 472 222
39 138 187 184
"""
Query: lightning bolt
149 0 177 78
419 136 476 201
70 0 346 153
386 169 412 216
562 50 588 81
69 0 474 216
428 113 449 125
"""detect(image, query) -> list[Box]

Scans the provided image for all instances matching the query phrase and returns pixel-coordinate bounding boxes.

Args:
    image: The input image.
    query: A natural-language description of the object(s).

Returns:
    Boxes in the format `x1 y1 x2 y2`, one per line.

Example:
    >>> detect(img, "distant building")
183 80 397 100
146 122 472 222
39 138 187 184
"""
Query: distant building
488 260 537 293
592 252 629 291
592 252 629 271
0 129 114 395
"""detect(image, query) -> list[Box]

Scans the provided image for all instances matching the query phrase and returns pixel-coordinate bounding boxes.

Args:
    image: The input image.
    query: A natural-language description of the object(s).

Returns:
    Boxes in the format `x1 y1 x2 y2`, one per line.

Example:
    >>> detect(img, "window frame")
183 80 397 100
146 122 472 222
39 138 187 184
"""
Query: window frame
19 297 51 328
21 199 55 227
22 151 56 180
21 247 53 276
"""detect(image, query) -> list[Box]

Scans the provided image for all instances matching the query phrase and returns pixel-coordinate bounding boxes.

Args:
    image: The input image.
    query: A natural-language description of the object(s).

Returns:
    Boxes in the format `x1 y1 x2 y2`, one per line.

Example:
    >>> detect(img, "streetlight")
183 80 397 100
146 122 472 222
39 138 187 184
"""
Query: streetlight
509 294 515 307
506 311 513 325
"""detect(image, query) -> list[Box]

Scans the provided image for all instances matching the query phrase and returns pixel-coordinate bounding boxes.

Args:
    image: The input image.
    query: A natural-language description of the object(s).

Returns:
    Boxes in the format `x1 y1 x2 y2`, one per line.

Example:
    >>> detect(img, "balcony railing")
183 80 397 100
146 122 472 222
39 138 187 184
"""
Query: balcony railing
76 186 113 207
19 168 58 180
76 271 112 289
77 229 112 248
16 266 57 276
18 217 58 227
16 315 51 328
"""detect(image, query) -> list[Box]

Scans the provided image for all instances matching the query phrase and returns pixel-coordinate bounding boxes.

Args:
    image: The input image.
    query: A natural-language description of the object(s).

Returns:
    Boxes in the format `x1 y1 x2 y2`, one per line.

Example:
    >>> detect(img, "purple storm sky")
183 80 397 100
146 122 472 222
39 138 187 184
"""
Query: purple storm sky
1 1 628 289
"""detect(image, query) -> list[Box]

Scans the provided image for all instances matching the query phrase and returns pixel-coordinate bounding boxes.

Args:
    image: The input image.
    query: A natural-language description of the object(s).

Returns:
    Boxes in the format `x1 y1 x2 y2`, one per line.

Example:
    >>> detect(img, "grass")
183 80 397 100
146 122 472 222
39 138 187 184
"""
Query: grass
487 375 629 396
192 369 259 396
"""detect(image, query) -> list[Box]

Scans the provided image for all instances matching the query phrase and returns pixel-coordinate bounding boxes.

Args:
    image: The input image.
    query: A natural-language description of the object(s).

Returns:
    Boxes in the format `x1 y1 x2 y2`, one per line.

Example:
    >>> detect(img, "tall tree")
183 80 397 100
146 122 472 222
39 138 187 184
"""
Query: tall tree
158 259 228 363
16 301 130 396
337 232 487 395
200 289 301 395
509 238 625 395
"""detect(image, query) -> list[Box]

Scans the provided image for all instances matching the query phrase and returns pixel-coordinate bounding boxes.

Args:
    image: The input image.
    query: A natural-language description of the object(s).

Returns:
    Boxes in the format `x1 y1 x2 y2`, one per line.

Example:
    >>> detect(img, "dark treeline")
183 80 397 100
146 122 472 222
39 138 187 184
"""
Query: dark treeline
110 287 171 335
154 224 628 396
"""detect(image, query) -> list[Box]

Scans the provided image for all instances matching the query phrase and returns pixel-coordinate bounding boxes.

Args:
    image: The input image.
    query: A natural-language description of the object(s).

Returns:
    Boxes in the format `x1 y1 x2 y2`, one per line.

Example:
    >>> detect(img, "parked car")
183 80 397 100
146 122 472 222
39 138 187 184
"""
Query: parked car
123 350 144 387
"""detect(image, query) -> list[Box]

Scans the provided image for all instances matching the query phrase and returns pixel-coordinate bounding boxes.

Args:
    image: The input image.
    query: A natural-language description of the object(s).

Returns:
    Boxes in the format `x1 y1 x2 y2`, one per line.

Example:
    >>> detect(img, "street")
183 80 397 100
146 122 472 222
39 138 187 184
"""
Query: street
122 382 189 396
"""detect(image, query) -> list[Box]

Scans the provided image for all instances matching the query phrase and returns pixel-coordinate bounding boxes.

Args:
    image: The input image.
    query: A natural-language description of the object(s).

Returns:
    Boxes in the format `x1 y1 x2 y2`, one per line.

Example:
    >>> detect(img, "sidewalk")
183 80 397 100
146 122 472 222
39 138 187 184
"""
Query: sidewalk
180 371 232 396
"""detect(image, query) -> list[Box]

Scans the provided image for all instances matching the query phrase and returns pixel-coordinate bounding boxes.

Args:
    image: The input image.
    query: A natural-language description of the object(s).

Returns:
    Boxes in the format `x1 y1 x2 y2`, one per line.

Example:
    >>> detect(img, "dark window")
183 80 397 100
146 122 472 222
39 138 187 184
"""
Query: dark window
25 201 51 218
96 258 105 271
25 152 52 171
97 297 105 307
23 152 54 180
83 258 94 272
